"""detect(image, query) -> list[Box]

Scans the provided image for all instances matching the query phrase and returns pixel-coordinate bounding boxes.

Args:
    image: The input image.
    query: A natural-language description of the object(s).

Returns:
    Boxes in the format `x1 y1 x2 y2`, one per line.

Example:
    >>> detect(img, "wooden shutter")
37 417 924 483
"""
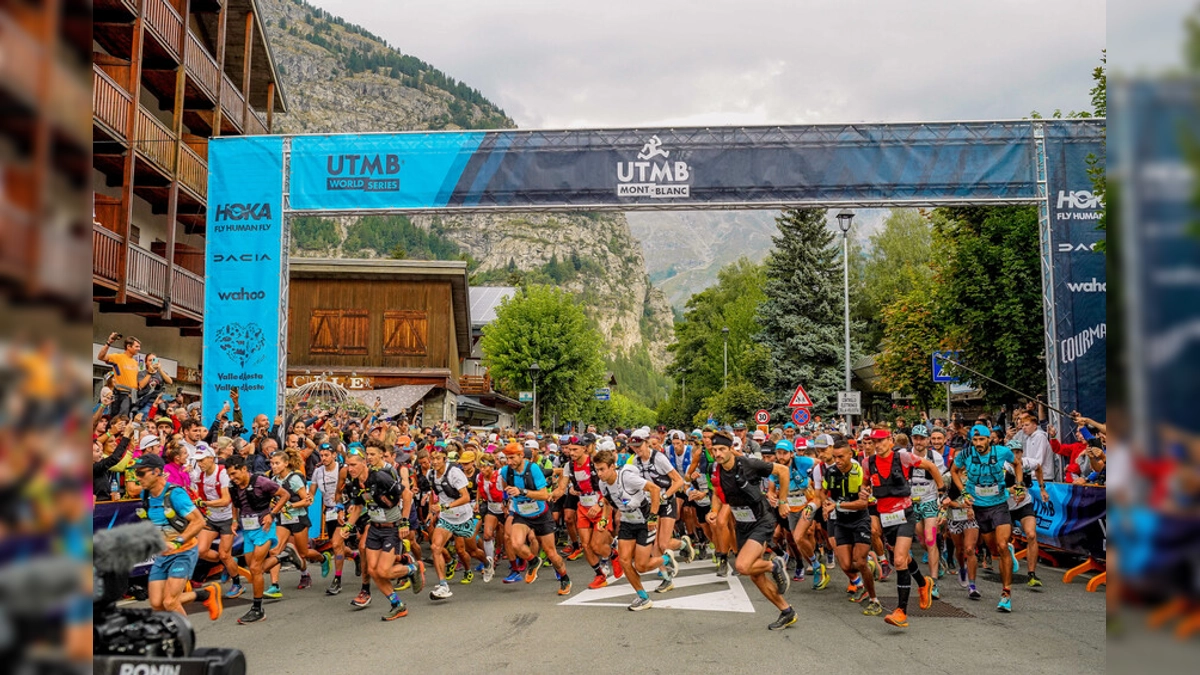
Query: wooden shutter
310 310 339 354
383 310 428 356
339 309 369 355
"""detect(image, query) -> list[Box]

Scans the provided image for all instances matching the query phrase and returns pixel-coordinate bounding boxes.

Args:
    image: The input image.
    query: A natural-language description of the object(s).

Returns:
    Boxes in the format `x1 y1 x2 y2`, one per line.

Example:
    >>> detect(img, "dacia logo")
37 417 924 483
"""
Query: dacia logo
1057 242 1098 253
212 253 273 264
214 203 272 222
1056 190 1101 210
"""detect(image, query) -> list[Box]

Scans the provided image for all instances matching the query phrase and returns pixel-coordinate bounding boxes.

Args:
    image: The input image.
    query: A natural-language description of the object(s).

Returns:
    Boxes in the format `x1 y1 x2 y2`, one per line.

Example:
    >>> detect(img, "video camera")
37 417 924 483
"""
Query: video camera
93 522 245 675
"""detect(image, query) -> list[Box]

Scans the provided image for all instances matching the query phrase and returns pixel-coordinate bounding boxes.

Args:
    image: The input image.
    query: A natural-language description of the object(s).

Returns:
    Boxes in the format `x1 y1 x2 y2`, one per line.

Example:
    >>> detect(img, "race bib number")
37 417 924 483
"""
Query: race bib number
516 501 540 517
579 494 600 508
975 485 1000 498
622 509 646 524
240 516 261 531
879 509 906 528
950 508 967 521
325 507 339 521
730 506 756 523
912 483 936 499
787 494 807 508
367 507 385 521
280 512 299 525
487 501 505 515
697 496 711 507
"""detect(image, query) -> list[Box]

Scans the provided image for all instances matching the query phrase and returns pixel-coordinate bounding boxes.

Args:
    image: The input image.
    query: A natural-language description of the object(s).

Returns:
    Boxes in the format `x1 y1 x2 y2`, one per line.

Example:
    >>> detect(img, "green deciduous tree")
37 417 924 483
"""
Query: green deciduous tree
875 283 944 411
692 381 770 428
481 285 606 425
752 209 846 416
856 209 935 351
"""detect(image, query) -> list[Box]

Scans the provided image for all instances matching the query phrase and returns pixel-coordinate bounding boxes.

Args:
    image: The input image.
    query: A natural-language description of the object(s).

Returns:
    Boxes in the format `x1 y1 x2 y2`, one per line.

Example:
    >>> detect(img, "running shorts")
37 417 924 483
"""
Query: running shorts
562 494 580 511
833 517 873 547
365 524 400 553
657 497 679 520
913 498 940 521
974 503 1012 535
205 517 234 536
148 548 199 582
948 518 978 535
1009 502 1035 523
617 520 653 547
513 511 556 538
242 524 278 554
437 517 477 539
734 517 776 549
282 513 311 535
880 507 918 545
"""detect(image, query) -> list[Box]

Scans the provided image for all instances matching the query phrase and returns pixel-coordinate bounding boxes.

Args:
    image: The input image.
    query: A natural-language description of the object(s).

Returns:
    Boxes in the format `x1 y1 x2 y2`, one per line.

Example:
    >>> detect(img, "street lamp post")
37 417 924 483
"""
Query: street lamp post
836 210 855 432
528 362 541 431
722 327 730 389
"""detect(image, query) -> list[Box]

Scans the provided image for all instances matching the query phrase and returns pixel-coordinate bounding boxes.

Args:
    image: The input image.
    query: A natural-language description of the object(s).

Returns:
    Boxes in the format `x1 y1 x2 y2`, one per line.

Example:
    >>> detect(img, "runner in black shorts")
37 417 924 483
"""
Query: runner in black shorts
707 430 797 631
820 437 880 614
595 450 676 611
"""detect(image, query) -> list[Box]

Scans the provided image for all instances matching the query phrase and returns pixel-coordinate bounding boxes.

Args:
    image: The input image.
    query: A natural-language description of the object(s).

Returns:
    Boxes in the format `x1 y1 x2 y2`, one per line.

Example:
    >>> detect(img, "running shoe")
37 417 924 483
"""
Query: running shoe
588 573 608 590
237 606 265 624
922 551 929 564
793 569 804 583
560 543 576 556
225 582 245 600
663 550 679 578
771 556 790 594
446 558 457 581
716 556 730 578
558 577 572 596
201 582 223 621
884 608 909 628
566 547 584 562
542 555 554 568
968 585 981 601
351 590 371 608
297 574 312 590
846 575 863 596
325 578 342 596
628 595 653 611
263 584 282 599
460 571 474 585
768 607 797 631
612 557 624 579
321 552 333 578
430 583 453 600
997 594 1012 613
918 576 934 610
1027 571 1043 588
862 599 884 616
410 562 425 594
879 559 893 582
931 583 941 600
958 566 969 588
867 558 880 581
382 602 408 621
284 544 305 572
852 587 870 604
654 578 674 593
679 535 696 564
503 570 523 584
353 555 362 578
524 559 540 584
812 562 829 591
1008 544 1020 574
396 579 411 591
482 557 495 584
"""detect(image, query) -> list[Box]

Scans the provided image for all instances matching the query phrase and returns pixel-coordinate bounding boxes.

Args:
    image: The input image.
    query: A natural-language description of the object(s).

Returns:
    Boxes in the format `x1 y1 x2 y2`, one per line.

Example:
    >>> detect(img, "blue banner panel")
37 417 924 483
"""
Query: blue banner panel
203 136 286 426
1044 121 1106 421
289 132 486 210
1029 481 1106 557
286 122 1049 211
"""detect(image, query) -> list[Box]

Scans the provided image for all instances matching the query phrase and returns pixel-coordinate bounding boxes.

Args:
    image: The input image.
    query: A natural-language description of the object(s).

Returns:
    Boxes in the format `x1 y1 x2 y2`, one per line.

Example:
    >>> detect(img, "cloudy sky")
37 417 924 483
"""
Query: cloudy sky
310 0 1105 128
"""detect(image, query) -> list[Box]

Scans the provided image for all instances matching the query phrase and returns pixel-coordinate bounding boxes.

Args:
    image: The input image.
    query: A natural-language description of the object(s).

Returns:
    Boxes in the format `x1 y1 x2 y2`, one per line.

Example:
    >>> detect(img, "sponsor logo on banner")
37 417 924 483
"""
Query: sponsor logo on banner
616 135 692 199
1066 278 1106 293
212 252 273 264
1055 189 1102 221
325 154 401 192
216 287 267 301
1058 242 1100 254
1061 323 1105 364
213 203 274 233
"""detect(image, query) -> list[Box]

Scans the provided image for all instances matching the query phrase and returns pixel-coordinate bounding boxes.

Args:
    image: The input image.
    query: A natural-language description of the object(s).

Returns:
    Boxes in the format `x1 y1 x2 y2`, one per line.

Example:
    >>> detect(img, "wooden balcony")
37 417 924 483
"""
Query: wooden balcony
51 61 91 144
172 266 204 316
143 0 183 62
93 64 131 141
459 373 492 396
178 142 207 200
184 30 220 103
92 221 123 284
134 106 176 175
247 110 268 135
94 221 205 318
220 72 246 133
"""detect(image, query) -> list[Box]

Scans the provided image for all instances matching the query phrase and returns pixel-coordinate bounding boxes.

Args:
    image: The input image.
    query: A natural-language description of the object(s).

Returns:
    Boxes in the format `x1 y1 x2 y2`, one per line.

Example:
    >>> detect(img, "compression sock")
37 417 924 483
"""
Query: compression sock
408 564 419 578
252 597 263 610
193 587 210 602
361 581 370 593
593 563 604 575
388 592 400 605
637 590 649 600
483 539 495 560
810 555 820 569
909 559 926 588
896 569 912 612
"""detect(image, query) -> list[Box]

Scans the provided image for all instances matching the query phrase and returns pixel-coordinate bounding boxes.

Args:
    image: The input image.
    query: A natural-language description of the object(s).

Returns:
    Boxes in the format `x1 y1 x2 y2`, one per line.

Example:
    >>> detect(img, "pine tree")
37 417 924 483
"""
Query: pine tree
752 208 846 416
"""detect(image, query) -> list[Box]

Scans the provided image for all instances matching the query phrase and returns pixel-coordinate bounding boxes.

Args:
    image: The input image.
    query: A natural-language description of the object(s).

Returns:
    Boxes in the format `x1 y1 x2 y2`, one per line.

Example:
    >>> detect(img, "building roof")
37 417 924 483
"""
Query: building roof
289 259 471 356
469 286 516 328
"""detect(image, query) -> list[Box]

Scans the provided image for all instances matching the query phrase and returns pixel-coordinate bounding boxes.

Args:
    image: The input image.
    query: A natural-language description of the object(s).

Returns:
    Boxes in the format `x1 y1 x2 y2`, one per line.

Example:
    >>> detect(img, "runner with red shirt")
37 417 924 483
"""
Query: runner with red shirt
475 453 507 583
554 436 615 589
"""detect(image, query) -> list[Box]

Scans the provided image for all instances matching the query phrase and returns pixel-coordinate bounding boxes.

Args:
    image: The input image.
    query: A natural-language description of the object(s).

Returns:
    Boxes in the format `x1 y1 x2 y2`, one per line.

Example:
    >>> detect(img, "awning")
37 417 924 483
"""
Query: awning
350 384 436 413
457 395 500 415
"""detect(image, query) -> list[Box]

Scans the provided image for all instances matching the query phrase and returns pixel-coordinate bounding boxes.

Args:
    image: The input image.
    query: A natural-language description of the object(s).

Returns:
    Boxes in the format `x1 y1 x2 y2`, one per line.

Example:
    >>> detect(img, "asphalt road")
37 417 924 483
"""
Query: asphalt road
178 555 1105 674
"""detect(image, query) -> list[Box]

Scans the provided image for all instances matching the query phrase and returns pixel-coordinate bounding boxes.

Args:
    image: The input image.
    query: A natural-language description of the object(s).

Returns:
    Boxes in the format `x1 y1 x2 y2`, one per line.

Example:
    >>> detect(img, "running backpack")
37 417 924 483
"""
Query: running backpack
502 461 539 493
711 458 762 505
139 483 191 532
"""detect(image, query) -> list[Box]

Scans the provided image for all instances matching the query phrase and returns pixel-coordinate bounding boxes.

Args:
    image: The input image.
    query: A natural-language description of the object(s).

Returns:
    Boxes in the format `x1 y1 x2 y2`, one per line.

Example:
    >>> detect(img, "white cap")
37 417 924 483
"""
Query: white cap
489 433 499 442
597 437 616 452
752 430 766 441
631 426 651 440
524 431 537 439
547 443 559 452
139 435 161 451
193 441 216 459
524 439 539 450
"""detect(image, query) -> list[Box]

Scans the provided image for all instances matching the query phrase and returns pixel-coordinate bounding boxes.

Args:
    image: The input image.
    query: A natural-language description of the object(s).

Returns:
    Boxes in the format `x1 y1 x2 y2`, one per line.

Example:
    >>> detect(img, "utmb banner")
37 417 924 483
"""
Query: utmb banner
204 121 1104 421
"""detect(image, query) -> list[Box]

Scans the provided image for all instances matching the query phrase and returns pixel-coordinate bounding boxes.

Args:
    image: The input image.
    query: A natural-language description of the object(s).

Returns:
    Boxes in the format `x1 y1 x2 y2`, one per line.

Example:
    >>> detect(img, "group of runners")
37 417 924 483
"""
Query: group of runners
134 416 1049 631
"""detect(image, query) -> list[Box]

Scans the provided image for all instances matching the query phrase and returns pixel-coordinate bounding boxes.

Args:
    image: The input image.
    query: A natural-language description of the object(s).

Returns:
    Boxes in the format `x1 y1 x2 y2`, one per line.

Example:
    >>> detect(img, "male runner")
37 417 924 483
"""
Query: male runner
908 424 947 597
630 430 694 592
426 447 479 599
952 425 1022 612
555 436 616 589
500 444 572 596
595 449 677 610
775 439 826 589
820 437 881 614
312 444 348 594
227 455 291 624
191 444 242 598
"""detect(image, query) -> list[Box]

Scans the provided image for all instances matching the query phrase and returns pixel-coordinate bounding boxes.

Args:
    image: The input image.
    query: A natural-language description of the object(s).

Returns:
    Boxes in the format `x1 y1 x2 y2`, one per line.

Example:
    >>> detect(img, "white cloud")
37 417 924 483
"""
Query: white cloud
310 0 1106 128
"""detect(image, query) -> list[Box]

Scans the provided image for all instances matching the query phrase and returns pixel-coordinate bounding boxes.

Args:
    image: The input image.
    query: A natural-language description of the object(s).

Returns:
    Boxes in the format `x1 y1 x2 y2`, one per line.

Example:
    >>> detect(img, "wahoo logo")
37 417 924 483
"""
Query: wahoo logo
1066 278 1106 293
214 203 272 222
1056 190 1101 210
217 287 267 301
617 136 692 199
326 154 401 192
212 252 272 264
1061 323 1105 364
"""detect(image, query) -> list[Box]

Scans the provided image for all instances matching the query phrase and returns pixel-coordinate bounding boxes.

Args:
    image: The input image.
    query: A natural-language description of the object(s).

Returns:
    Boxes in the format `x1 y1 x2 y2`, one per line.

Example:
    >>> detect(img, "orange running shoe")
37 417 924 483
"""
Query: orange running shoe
201 582 223 621
588 573 608 589
919 576 934 610
884 608 909 628
612 558 624 579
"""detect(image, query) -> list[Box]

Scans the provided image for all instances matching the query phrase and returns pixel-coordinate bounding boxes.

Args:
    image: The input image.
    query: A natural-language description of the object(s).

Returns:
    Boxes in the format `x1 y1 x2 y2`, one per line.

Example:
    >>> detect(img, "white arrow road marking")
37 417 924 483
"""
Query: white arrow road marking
559 561 756 613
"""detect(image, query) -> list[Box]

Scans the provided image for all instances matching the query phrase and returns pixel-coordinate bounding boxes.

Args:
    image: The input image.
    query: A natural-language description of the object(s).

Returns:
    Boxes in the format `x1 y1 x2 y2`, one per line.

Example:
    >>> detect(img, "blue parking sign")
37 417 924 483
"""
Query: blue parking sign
932 351 962 383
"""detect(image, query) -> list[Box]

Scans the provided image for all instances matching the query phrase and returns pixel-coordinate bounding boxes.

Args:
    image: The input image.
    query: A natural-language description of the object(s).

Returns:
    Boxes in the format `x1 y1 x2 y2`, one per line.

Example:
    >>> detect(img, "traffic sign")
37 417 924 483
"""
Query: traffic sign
518 391 534 402
787 383 813 408
837 391 861 415
594 388 611 401
932 351 962 383
791 408 811 426
754 409 770 425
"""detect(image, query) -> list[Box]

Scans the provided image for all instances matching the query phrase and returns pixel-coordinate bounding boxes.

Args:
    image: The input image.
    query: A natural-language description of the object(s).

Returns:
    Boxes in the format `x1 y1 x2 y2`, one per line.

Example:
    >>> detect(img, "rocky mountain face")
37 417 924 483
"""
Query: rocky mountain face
260 1 675 374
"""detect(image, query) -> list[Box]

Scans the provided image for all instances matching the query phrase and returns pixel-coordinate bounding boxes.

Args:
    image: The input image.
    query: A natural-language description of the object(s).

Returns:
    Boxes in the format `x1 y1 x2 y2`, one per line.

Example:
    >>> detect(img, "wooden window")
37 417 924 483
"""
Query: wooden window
383 310 428 356
339 309 369 355
310 310 340 354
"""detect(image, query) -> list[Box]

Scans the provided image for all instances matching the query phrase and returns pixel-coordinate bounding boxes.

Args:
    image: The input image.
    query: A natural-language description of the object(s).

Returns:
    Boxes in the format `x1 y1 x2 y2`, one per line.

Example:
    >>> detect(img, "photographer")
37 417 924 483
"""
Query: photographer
93 414 138 501
97 332 142 418
132 453 223 621
136 353 173 417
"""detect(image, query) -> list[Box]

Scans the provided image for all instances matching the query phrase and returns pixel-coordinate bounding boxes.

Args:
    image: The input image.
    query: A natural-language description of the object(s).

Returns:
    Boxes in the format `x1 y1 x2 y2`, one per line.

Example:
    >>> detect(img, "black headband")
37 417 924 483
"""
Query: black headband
712 435 733 448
